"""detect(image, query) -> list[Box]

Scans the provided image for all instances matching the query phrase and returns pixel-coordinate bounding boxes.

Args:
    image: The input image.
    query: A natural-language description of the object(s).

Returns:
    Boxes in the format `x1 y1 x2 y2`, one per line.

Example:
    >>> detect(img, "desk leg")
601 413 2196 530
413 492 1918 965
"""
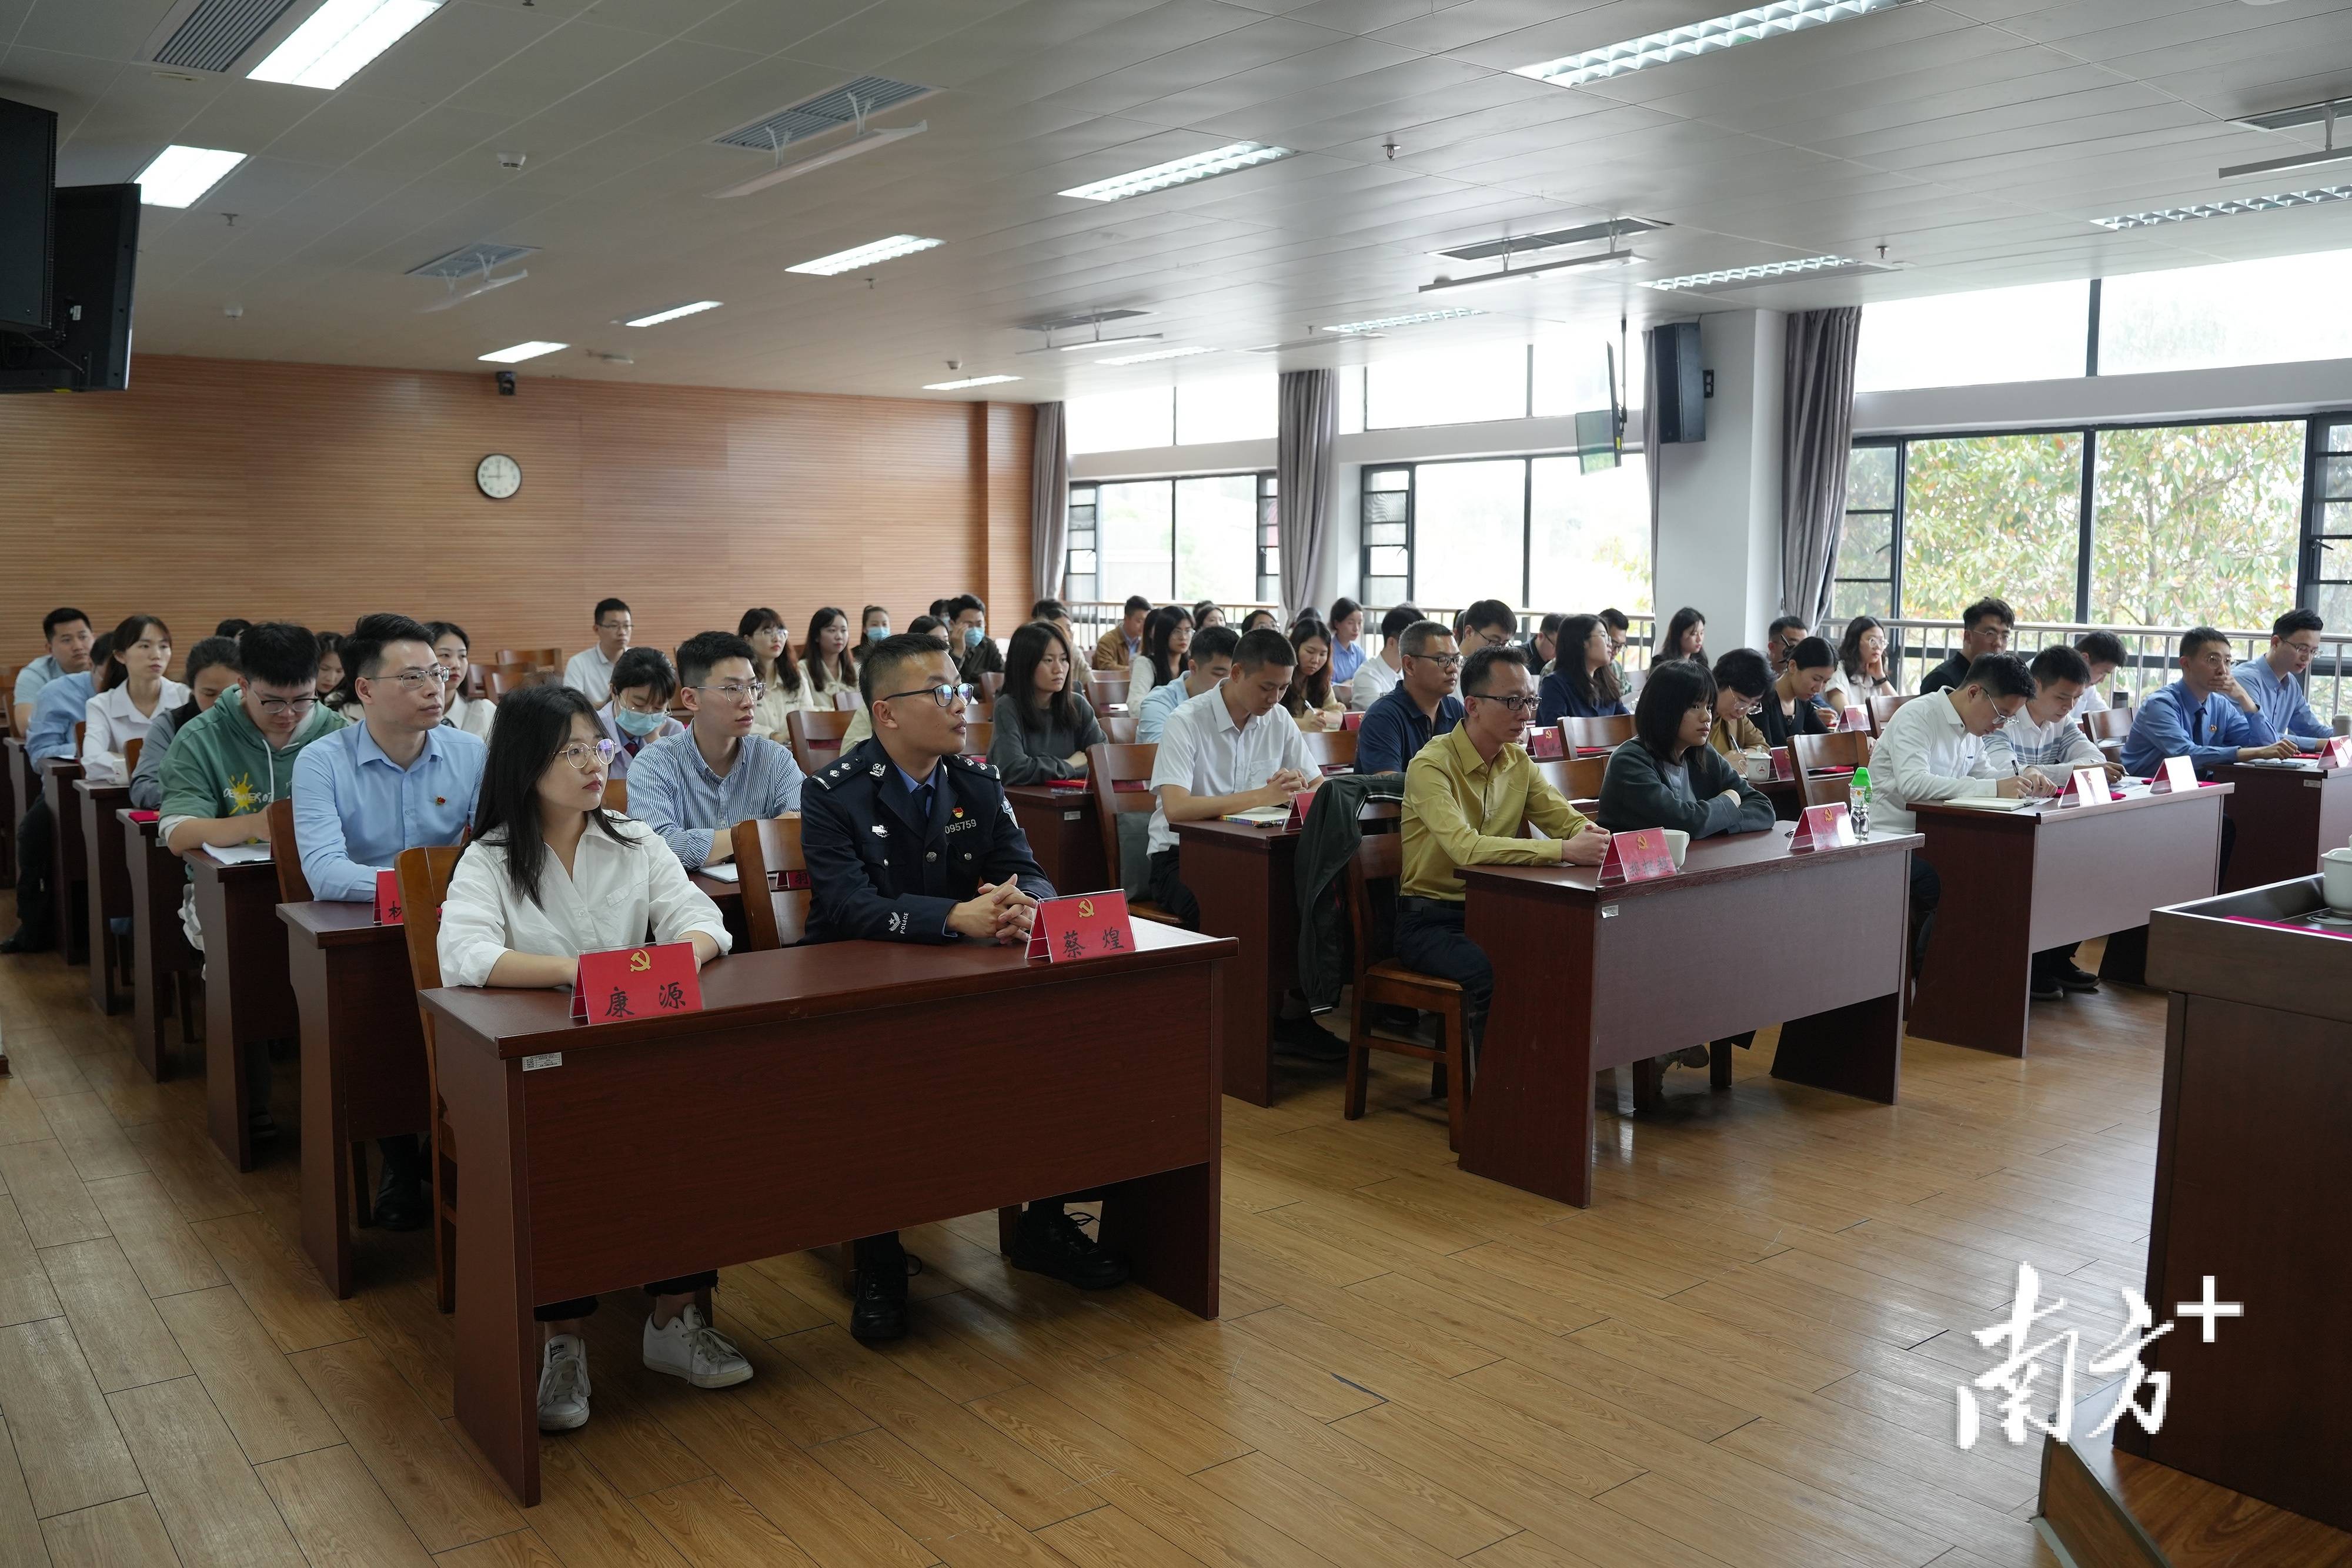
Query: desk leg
195 876 255 1172
1773 989 1903 1103
1181 835 1275 1107
1462 890 1596 1208
293 944 354 1299
52 805 87 968
1101 1162 1219 1318
127 832 171 1081
1906 831 2033 1058
440 1032 539 1507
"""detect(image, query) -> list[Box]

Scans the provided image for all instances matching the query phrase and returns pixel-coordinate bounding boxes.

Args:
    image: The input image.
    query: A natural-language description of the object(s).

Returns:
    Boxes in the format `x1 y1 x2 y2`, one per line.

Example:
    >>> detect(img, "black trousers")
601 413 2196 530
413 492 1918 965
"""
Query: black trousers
1147 848 1201 931
537 1271 719 1323
1909 855 1942 976
853 1199 1078 1280
1394 898 1493 1057
2030 944 2082 985
11 799 52 947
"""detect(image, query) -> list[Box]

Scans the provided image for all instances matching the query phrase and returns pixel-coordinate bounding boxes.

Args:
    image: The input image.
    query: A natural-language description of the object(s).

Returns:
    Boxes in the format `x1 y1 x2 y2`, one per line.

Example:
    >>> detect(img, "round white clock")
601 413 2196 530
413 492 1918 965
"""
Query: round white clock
475 453 522 500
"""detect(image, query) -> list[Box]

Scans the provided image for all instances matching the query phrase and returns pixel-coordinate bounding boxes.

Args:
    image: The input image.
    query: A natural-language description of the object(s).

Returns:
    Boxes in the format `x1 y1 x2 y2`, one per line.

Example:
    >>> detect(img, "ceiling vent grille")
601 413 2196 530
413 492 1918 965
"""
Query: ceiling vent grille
152 0 302 73
406 242 539 279
1021 307 1152 333
1436 218 1663 263
714 76 931 152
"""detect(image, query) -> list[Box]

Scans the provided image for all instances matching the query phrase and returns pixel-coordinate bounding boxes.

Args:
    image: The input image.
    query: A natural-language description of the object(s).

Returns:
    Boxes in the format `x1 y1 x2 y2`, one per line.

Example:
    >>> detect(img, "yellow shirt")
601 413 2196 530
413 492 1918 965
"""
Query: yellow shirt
1401 726 1595 901
1709 714 1765 759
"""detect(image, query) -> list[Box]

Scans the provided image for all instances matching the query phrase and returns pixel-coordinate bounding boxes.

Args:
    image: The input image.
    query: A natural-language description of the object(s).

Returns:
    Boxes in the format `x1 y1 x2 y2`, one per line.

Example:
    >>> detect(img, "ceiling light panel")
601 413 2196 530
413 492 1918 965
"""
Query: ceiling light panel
1058 142 1294 202
2092 186 2352 229
406 242 537 279
786 235 942 276
249 0 443 90
1321 308 1486 333
1516 0 1920 88
1097 345 1215 365
714 76 931 151
134 144 248 207
1435 219 1663 263
924 374 1021 390
1421 250 1641 294
622 300 723 327
1643 255 1870 290
479 340 567 363
2233 98 2352 135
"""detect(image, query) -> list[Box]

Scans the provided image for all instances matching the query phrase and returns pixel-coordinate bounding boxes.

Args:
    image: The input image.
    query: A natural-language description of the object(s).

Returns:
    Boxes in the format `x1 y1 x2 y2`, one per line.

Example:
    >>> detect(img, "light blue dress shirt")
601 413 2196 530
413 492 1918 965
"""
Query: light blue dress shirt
626 730 806 868
1331 639 1365 684
2120 680 2278 777
292 721 487 902
2231 656 2332 747
1136 677 1210 741
25 671 94 762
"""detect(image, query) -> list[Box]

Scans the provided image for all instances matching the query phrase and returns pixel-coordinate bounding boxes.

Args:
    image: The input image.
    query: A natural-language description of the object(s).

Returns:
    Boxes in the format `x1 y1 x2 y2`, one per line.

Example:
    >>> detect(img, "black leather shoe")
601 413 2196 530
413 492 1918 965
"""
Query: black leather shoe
2057 963 2100 992
1272 1015 1347 1062
0 931 49 955
373 1178 427 1232
1010 1208 1129 1290
850 1265 908 1343
249 1112 279 1145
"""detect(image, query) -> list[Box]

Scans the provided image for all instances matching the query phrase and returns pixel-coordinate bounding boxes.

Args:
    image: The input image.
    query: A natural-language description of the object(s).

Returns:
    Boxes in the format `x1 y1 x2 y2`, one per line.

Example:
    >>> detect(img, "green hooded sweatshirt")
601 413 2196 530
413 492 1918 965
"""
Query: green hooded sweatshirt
158 684 348 833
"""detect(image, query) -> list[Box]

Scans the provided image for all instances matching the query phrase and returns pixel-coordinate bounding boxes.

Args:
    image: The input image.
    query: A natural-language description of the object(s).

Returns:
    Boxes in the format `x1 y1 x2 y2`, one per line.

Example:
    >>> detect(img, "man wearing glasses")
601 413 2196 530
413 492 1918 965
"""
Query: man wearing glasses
288 613 484 1228
160 623 349 1145
1354 620 1465 775
563 597 634 705
629 631 806 871
1399 644 1609 1062
2232 607 2335 751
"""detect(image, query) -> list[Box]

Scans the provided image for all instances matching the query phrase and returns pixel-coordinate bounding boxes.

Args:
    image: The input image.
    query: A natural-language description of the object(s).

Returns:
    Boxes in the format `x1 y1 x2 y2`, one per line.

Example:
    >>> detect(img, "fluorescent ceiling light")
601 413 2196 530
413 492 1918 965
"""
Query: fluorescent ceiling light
1016 331 1164 357
479 340 567 363
2092 186 2352 229
1516 0 1921 88
1320 307 1486 334
2220 117 2352 180
1058 141 1294 202
133 144 248 208
1419 250 1641 295
924 374 1021 390
1642 255 1860 290
249 0 443 90
621 300 723 327
786 235 942 276
709 123 927 198
1097 345 1215 365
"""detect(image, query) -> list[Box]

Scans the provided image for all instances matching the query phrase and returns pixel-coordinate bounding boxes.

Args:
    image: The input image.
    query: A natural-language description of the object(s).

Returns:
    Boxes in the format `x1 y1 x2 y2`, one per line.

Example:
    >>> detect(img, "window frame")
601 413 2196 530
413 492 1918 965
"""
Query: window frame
1357 427 1637 608
1064 470 1274 604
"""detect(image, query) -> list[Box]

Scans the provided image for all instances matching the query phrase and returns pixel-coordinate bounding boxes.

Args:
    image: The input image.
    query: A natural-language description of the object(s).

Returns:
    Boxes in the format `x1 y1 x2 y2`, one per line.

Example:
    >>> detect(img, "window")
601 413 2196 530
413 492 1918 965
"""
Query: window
1064 485 1100 603
1532 331 1642 421
2314 418 2352 633
1361 469 1409 606
1833 445 1897 621
1065 473 1274 602
1355 451 1652 613
2100 250 2352 377
1094 480 1174 602
1257 477 1279 603
1365 343 1531 429
1174 474 1257 604
1068 388 1172 454
1900 433 2083 623
1855 280 2091 392
2090 422 2303 628
1528 456 1651 613
1175 374 1276 444
1412 460 1526 611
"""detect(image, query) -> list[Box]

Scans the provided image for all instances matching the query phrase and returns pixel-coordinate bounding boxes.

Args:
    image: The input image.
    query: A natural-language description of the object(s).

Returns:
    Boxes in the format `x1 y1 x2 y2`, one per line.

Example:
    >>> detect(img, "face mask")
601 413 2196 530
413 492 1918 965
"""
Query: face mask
866 624 889 641
613 705 667 737
963 625 984 650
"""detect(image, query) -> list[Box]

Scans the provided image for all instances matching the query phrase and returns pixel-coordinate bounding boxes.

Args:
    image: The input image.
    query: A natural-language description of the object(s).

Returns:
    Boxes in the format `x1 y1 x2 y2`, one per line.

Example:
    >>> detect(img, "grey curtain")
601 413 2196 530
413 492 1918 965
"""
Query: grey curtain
1642 327 1665 620
1277 369 1338 620
1780 306 1863 631
1029 400 1070 603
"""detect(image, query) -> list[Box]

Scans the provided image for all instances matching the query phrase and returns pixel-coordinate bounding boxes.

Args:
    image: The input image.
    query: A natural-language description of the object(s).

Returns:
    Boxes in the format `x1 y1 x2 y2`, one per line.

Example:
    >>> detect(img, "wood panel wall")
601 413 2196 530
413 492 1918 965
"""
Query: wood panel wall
0 355 1035 668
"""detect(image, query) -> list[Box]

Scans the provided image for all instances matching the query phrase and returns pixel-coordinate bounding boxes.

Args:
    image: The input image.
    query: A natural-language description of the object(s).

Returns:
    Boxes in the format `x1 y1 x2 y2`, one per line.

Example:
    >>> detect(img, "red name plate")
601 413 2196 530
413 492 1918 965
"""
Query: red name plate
2323 736 2352 770
1842 706 1869 732
2149 755 2199 794
1789 801 1855 852
1025 891 1135 963
2057 767 2109 807
373 869 403 925
1770 747 1793 781
126 809 159 824
1597 826 1675 885
767 868 810 891
1111 779 1151 793
570 941 701 1024
1528 727 1564 760
1341 711 1364 733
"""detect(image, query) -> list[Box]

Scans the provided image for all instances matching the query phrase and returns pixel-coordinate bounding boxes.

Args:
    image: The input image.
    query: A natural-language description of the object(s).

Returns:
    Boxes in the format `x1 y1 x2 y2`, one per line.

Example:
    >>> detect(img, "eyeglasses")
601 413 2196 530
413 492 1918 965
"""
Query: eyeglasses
1735 700 1763 716
556 738 620 772
255 694 318 717
597 620 632 632
878 683 975 709
1407 653 1463 670
1469 691 1542 714
695 681 767 704
366 667 453 691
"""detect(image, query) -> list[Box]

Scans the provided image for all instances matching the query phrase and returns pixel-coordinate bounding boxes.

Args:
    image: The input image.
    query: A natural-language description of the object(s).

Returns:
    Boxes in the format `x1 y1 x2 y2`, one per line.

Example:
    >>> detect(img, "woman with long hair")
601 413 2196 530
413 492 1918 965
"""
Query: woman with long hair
861 604 891 644
425 621 497 740
1629 606 1705 701
1280 620 1345 732
82 615 185 783
437 683 746 1433
738 607 811 738
315 631 349 710
1828 614 1896 714
1192 601 1225 631
1128 606 1194 704
1535 613 1630 726
803 606 858 708
986 621 1107 783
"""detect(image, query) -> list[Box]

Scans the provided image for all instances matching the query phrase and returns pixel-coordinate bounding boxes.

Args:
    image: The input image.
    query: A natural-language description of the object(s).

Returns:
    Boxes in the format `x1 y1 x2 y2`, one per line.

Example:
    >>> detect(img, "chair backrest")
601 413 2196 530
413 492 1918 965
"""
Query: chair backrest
961 719 992 756
1297 728 1358 773
495 648 540 669
1868 693 1914 732
1102 714 1137 744
786 708 856 776
123 737 142 777
1343 823 1405 989
1535 754 1610 803
1087 674 1128 711
980 671 1004 703
2084 706 2132 743
1086 741 1158 885
72 720 85 751
602 778 627 813
487 664 538 698
730 815 810 950
265 797 313 902
464 662 492 700
1562 714 1633 751
1807 773 1854 813
1790 730 1873 811
393 845 466 998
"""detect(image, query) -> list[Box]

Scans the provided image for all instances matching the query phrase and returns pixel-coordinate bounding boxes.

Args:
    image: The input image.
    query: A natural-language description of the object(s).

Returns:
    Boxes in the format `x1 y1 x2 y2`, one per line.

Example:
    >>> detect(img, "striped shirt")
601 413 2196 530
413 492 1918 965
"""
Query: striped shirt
626 731 805 869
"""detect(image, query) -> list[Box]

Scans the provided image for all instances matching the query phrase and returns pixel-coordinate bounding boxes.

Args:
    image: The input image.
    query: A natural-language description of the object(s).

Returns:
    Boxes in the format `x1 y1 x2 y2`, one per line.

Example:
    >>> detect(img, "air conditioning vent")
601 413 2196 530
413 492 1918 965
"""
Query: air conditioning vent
151 0 301 73
714 76 932 153
406 242 539 280
1436 218 1663 264
1020 307 1153 333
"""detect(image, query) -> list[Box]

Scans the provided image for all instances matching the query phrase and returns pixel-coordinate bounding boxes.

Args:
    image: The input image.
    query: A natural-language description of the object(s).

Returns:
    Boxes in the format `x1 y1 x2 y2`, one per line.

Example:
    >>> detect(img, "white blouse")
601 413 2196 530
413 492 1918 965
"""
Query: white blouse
82 681 190 783
437 813 733 989
446 691 497 741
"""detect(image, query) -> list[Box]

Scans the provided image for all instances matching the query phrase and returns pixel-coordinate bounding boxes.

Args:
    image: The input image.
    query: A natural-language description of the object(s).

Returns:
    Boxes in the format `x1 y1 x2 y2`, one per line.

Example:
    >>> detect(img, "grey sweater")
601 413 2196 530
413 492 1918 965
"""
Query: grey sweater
1595 739 1775 839
985 696 1107 785
127 700 193 811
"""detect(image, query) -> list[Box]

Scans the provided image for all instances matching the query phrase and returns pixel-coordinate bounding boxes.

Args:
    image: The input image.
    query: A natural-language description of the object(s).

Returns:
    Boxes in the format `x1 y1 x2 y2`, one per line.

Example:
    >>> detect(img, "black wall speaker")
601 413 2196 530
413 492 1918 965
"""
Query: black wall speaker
1653 320 1705 444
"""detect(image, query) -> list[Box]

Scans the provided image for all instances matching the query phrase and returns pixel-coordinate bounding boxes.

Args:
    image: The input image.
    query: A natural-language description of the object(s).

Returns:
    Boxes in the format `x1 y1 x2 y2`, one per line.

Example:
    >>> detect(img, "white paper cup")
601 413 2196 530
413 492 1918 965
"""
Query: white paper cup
2323 845 2352 911
1662 828 1689 868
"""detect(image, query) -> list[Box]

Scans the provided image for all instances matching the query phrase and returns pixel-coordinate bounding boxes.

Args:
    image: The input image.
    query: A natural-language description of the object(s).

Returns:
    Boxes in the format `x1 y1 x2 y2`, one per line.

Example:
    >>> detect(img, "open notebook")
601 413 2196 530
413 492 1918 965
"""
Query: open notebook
205 841 273 865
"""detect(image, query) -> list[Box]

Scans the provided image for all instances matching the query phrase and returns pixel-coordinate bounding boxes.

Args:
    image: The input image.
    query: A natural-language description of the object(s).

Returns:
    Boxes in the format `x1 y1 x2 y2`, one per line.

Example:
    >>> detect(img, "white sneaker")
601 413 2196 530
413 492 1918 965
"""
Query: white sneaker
537 1335 591 1432
642 1306 753 1389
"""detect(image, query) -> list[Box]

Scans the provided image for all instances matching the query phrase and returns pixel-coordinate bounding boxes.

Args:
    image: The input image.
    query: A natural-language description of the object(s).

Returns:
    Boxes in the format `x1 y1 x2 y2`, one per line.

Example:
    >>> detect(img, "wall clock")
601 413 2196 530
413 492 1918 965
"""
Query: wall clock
476 453 522 500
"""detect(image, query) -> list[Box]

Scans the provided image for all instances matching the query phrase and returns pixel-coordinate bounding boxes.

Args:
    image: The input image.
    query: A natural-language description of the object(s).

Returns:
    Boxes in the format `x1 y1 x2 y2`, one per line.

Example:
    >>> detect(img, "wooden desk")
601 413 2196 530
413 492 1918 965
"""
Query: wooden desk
281 902 432 1298
41 758 88 965
2126 878 2352 1530
123 810 199 1081
1459 823 1917 1208
688 871 750 949
1171 818 1299 1106
1907 785 2229 1057
1005 783 1110 894
2216 761 2352 892
1759 776 1803 821
75 780 132 1012
423 922 1232 1505
189 850 298 1171
0 735 19 888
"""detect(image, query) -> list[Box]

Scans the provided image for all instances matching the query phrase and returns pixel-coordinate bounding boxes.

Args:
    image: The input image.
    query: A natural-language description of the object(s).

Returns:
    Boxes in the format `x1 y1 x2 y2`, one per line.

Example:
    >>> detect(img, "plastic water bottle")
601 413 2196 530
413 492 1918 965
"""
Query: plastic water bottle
1850 765 1872 835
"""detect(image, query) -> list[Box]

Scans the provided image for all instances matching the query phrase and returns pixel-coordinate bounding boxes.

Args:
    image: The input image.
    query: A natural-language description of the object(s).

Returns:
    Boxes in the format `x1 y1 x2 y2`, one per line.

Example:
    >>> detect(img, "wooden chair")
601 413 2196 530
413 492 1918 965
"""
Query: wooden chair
394 845 467 1312
1087 674 1128 711
1101 714 1137 745
1085 742 1181 925
729 815 810 951
123 737 141 778
2084 706 2132 743
602 778 627 813
979 671 1004 704
961 720 992 756
486 664 539 699
1790 731 1873 811
466 663 494 700
786 709 856 777
1341 825 1467 1151
264 798 314 903
1299 727 1357 773
1868 693 1915 733
72 720 85 752
1535 754 1609 803
1562 714 1633 751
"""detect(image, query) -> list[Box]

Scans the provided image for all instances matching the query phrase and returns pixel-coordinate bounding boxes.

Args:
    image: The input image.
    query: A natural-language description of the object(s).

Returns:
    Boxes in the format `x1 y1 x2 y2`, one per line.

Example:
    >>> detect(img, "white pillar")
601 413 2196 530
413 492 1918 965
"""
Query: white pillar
1653 309 1786 650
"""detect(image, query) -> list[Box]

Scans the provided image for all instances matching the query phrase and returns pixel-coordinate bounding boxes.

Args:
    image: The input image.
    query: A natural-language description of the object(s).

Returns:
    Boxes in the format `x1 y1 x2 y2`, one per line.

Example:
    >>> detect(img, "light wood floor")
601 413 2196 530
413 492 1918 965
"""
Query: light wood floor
0 914 2193 1567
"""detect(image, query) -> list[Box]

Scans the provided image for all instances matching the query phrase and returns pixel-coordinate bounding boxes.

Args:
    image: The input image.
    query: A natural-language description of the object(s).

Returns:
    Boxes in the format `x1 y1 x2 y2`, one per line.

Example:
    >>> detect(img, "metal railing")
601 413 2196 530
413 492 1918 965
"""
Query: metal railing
1067 600 1659 670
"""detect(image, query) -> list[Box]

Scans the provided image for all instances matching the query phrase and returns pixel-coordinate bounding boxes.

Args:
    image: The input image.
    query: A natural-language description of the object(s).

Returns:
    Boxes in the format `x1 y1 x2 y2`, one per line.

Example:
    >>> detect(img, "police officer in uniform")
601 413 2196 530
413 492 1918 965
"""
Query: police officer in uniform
802 633 1128 1343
